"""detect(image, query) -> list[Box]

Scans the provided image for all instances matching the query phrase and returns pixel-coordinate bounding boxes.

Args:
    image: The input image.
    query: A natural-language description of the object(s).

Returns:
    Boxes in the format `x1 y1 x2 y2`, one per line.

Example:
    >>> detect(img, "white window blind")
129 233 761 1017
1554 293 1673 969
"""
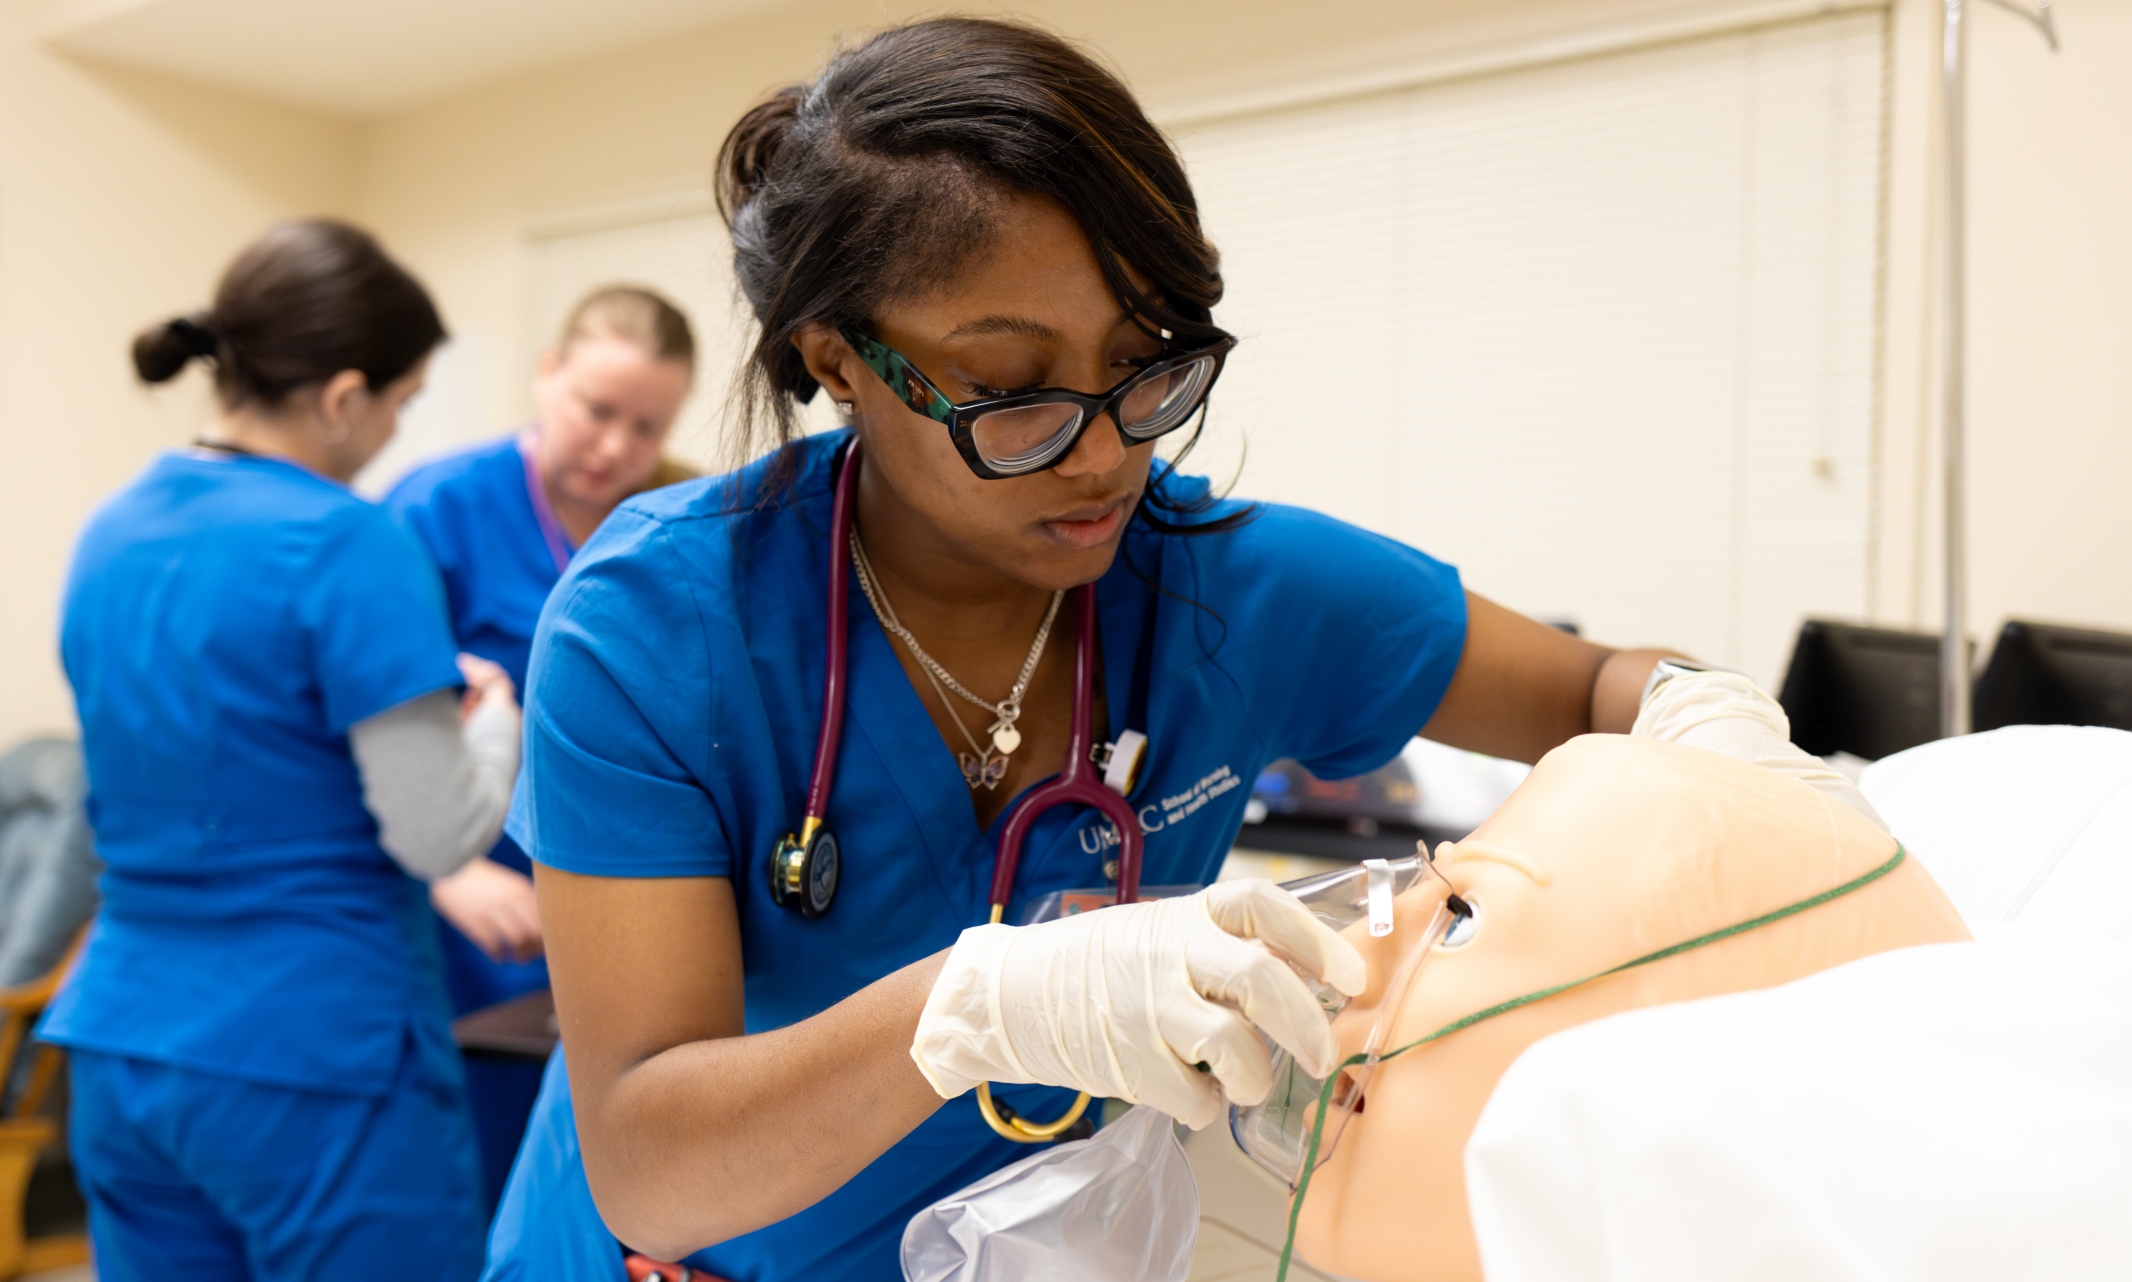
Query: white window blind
1174 10 1888 684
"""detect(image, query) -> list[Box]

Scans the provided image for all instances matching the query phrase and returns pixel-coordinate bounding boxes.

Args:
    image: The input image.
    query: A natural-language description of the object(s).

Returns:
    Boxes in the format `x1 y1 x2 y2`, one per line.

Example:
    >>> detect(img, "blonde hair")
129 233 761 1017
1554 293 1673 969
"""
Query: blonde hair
558 284 695 367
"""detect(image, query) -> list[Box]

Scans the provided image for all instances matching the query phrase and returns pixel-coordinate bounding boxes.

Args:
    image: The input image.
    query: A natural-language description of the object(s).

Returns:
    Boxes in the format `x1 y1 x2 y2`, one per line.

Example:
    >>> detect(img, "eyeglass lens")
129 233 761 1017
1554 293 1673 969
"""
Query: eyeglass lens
970 403 1083 472
1117 354 1218 438
967 353 1221 472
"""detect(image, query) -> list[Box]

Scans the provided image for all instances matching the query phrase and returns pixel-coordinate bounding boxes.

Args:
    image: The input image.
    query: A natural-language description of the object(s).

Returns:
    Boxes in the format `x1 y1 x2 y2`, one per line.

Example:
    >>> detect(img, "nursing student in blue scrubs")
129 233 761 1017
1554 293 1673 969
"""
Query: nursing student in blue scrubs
487 20 1698 1282
386 286 696 1210
44 220 521 1282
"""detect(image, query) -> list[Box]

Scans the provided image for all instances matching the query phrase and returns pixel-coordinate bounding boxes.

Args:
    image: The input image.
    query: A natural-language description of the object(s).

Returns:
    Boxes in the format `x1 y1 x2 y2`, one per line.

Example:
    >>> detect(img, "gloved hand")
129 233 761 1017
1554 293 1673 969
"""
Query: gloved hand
1633 668 1887 830
911 879 1367 1131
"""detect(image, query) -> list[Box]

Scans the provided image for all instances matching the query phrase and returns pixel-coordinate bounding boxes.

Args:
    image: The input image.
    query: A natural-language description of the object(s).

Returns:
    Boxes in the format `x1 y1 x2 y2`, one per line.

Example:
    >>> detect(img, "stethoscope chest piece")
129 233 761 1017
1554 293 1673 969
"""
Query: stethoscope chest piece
771 821 840 920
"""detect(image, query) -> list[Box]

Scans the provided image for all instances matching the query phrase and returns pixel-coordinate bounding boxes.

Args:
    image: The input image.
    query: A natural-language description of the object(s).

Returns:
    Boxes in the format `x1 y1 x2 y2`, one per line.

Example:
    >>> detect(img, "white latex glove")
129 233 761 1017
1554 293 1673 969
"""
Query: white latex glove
1633 668 1888 831
911 879 1367 1131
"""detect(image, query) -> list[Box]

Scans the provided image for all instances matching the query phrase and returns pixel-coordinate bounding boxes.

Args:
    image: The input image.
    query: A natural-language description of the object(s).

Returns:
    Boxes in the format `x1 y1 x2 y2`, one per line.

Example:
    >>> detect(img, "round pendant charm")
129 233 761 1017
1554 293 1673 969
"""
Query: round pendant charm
992 724 1023 754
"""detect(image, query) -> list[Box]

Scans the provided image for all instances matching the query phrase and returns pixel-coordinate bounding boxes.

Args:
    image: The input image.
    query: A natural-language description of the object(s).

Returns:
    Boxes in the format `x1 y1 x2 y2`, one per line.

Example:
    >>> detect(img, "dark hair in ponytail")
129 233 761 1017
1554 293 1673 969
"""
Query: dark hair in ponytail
714 17 1245 533
134 219 446 411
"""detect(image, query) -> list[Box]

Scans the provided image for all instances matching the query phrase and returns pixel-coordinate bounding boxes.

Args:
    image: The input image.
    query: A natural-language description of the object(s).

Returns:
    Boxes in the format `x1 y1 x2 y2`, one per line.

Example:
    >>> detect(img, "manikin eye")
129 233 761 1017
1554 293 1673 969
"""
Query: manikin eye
1440 897 1480 949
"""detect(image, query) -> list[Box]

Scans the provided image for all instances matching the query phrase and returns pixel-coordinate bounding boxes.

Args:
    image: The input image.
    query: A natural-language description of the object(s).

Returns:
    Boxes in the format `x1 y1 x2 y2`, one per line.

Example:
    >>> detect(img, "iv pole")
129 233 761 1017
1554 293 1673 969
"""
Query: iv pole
1939 0 2057 738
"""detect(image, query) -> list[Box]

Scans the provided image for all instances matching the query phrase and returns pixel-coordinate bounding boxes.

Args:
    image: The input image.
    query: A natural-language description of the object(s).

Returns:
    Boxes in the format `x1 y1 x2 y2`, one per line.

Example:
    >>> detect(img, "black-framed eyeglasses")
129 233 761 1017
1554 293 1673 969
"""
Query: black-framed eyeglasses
840 326 1236 480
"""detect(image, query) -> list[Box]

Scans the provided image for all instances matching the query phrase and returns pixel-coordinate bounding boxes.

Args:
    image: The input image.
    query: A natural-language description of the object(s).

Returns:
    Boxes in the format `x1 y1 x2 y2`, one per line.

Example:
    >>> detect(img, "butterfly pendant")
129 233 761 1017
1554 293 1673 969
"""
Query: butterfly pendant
959 751 1010 791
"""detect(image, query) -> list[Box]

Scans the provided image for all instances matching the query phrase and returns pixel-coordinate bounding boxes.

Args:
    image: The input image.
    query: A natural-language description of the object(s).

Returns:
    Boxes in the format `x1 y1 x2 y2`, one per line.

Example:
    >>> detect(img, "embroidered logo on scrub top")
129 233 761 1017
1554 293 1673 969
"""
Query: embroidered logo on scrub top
1078 763 1244 852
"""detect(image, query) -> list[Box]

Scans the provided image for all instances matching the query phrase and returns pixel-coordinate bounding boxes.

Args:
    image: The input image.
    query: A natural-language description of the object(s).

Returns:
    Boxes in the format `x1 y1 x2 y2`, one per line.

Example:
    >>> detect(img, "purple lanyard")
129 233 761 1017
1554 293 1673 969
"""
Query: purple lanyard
518 431 574 575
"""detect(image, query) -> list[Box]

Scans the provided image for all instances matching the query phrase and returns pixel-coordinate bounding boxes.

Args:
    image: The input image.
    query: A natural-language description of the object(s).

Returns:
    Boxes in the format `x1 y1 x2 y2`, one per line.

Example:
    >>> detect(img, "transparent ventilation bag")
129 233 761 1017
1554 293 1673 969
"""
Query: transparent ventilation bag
901 1104 1197 1282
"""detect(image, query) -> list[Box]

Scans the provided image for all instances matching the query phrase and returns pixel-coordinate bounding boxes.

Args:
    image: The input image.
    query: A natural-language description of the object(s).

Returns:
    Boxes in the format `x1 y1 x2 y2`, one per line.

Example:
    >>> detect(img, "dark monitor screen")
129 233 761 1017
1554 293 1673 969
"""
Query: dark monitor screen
1241 756 1443 861
1974 620 2132 732
1777 619 1945 761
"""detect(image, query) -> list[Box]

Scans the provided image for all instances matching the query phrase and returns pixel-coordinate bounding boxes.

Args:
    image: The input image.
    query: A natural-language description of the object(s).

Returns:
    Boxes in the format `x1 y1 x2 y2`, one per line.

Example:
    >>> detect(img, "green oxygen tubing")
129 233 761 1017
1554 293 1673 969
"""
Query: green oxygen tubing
1274 843 1911 1282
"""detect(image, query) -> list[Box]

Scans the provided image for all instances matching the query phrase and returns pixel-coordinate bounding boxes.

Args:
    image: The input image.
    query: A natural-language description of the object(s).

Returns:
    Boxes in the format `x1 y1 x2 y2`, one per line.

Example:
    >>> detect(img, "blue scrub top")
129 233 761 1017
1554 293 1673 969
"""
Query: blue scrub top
42 452 466 1095
385 434 561 910
500 431 1466 1280
387 434 562 1210
386 437 556 1001
386 435 568 695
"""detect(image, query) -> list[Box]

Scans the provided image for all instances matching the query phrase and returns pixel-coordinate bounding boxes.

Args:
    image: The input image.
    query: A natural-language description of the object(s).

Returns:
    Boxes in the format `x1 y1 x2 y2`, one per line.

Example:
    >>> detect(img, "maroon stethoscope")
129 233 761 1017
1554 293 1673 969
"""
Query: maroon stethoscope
767 441 1145 1141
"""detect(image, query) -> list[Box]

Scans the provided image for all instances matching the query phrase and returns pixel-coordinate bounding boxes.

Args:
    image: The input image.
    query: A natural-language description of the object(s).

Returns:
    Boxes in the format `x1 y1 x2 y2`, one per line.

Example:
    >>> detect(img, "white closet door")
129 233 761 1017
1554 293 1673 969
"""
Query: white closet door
1177 10 1887 684
362 209 744 493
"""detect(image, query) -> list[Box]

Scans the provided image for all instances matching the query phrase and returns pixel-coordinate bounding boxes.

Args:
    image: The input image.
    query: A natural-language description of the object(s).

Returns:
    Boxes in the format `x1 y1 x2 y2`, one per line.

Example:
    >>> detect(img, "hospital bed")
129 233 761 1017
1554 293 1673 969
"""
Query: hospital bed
1184 724 2132 1281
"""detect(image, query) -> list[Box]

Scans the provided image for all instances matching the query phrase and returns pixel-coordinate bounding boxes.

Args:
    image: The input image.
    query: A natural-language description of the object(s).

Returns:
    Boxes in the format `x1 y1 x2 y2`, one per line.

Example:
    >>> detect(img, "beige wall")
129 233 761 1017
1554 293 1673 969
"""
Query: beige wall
350 0 1731 454
0 0 355 742
1873 0 2132 650
4 0 2128 743
1962 0 2132 642
353 0 2132 655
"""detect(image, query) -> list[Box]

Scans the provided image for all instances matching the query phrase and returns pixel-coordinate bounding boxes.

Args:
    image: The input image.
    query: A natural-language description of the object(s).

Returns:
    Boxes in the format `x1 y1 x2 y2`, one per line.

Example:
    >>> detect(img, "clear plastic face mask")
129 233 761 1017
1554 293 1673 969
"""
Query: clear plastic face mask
1274 856 1425 1013
1231 854 1470 1187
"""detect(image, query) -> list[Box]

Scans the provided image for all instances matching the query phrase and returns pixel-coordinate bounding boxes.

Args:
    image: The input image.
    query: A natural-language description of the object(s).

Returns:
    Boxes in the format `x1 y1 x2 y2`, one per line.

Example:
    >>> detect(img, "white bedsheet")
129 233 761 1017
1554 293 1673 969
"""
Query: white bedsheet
1860 724 2132 938
1466 932 2132 1282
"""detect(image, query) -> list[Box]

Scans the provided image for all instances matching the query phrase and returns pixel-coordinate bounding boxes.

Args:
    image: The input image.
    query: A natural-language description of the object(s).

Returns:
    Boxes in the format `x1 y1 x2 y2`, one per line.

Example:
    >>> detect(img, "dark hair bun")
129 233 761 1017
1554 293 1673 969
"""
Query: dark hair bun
129 220 444 410
716 85 805 229
132 314 219 385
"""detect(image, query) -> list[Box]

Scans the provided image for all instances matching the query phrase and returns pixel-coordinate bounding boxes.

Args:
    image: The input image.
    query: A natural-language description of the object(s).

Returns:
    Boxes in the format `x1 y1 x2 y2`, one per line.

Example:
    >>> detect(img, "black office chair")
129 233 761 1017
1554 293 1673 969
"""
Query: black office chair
1974 620 2132 732
0 739 96 1279
1777 619 1953 761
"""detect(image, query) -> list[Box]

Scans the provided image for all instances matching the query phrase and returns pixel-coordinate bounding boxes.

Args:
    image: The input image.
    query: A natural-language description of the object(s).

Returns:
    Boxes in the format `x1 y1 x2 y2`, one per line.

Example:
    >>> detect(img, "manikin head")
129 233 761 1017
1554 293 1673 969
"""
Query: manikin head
1291 735 1969 1282
532 285 695 517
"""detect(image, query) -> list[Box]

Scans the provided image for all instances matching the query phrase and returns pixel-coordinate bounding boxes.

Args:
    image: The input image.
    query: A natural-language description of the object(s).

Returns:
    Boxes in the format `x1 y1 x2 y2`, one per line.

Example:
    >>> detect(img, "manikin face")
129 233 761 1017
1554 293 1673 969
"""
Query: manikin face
1289 735 1969 1282
533 334 692 515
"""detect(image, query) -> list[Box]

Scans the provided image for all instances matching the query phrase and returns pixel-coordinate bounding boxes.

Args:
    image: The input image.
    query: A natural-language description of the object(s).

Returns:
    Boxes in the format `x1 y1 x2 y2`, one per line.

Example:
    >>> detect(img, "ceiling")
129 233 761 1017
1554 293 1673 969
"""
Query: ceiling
46 0 785 118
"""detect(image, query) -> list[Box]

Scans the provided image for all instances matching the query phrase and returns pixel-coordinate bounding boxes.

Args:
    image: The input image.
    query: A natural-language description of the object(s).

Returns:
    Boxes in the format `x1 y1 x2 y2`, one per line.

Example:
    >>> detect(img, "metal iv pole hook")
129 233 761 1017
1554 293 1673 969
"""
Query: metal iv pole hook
1979 0 2058 52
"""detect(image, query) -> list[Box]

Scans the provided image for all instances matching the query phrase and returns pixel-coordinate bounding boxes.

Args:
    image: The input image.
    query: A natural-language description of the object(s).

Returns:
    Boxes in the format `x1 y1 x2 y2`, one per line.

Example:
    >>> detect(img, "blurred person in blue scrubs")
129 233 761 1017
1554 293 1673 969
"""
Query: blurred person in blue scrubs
487 19 1707 1282
385 286 696 1211
42 220 520 1282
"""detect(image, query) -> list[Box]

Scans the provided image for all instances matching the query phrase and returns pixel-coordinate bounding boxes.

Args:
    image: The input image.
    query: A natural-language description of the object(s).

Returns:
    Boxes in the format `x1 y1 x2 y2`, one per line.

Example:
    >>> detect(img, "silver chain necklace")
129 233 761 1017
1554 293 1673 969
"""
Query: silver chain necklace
849 529 1064 791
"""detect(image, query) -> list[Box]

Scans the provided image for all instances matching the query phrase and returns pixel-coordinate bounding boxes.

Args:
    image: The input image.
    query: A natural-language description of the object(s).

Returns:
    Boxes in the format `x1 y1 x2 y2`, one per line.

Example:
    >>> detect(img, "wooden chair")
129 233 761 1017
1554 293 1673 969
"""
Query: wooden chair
0 929 88 1279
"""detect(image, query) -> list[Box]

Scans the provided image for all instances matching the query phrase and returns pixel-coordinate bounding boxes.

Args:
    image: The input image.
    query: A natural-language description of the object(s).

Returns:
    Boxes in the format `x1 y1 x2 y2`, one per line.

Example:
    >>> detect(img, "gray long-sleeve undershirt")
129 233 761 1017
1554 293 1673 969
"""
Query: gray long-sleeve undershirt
348 689 520 882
